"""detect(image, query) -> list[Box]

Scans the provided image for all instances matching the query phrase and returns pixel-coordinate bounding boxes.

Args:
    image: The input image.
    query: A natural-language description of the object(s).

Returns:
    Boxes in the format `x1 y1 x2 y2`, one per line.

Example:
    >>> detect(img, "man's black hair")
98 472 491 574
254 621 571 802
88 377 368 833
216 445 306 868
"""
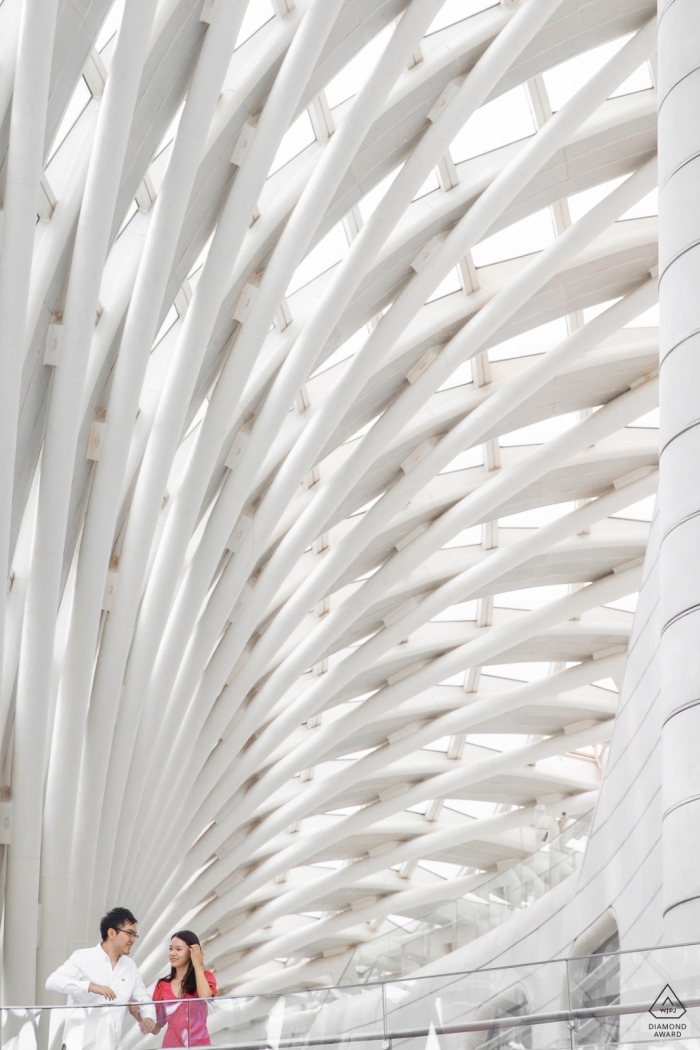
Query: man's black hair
100 907 138 942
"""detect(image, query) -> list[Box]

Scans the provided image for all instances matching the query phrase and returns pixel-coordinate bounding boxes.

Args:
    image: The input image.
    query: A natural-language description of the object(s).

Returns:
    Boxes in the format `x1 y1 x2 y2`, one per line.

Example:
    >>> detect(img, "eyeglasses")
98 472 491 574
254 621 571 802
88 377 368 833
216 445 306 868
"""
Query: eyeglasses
116 928 139 939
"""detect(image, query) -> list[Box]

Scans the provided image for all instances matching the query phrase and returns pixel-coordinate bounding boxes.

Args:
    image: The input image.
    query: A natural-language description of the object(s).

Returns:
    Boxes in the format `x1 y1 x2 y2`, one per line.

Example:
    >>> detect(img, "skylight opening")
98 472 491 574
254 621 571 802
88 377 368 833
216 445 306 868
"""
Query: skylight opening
500 411 579 447
611 495 655 522
500 503 576 528
426 0 499 35
471 208 555 268
442 524 482 548
153 100 185 163
359 166 402 223
116 198 138 240
287 222 349 296
465 733 528 751
625 302 659 327
567 175 657 226
344 416 379 444
96 0 125 51
619 187 658 220
153 304 179 348
325 25 393 109
235 0 274 49
188 229 216 282
182 397 209 443
419 860 463 879
422 736 451 751
582 298 621 323
483 662 553 681
310 327 368 378
606 594 638 613
568 745 602 761
440 445 483 474
353 565 382 583
593 678 620 693
149 145 172 198
348 494 383 518
610 60 654 99
489 317 568 362
627 407 659 428
336 748 376 761
443 798 499 818
413 169 440 201
439 358 472 390
431 600 478 622
494 584 570 610
440 672 466 686
426 267 462 303
450 85 536 164
568 178 627 223
47 77 92 165
543 37 650 112
269 110 315 175
407 801 429 815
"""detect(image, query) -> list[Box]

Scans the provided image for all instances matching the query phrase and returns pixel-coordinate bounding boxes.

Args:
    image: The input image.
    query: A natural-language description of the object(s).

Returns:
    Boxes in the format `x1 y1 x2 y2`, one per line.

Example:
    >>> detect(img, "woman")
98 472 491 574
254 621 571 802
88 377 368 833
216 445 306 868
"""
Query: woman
153 931 217 1047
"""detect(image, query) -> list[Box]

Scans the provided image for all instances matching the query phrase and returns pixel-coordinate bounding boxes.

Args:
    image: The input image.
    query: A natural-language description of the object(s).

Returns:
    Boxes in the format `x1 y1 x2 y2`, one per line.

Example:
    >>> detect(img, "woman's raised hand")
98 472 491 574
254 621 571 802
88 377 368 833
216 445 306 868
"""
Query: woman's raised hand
189 943 205 970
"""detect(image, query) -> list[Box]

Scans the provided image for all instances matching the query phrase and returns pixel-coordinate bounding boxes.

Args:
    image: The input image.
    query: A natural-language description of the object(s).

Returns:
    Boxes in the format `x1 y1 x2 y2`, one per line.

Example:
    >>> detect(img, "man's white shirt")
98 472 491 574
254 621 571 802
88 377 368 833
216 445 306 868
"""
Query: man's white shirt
46 944 155 1050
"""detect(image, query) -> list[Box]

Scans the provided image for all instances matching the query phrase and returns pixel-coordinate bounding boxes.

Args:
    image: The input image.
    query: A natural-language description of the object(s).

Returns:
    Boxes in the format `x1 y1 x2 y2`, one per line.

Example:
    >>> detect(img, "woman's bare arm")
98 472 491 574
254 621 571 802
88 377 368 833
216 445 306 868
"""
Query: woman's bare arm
189 945 214 998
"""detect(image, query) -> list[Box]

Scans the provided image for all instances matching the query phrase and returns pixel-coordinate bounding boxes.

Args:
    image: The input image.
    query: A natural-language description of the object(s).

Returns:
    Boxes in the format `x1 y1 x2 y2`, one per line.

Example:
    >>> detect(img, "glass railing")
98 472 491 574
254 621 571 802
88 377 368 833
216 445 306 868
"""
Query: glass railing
4 942 700 1050
339 810 593 985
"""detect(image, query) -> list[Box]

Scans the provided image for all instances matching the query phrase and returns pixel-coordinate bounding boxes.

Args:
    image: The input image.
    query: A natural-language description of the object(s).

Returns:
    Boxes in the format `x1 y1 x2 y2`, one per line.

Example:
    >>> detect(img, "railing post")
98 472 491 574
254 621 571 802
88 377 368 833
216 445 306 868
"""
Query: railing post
565 958 576 1050
381 981 390 1050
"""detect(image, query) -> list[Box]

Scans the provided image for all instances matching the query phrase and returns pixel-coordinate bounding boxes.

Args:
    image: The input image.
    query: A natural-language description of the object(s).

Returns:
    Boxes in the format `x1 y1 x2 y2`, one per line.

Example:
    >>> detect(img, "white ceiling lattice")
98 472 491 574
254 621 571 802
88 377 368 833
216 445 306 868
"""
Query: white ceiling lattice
0 0 657 1000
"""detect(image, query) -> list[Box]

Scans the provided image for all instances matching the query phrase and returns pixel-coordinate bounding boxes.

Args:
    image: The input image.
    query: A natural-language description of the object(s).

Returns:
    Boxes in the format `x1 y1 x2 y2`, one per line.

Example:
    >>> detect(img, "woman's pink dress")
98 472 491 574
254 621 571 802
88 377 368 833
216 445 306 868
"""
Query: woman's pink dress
153 971 218 1047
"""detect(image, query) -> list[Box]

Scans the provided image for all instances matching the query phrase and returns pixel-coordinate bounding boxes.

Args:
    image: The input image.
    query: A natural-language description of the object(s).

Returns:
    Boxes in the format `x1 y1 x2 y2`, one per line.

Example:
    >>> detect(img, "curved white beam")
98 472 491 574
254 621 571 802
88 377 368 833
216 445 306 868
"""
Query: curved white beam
0 0 62 1005
0 0 660 998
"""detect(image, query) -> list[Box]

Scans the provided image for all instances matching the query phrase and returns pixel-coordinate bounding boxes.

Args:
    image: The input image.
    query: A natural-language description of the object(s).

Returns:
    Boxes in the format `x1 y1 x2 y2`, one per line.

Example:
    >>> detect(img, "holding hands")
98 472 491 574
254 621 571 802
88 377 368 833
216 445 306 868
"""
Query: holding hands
127 1004 159 1034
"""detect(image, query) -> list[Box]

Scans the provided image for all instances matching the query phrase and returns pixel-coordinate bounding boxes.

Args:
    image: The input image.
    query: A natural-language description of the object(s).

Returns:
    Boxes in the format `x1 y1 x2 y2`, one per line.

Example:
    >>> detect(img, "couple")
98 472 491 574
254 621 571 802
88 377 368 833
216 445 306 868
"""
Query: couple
46 906 217 1048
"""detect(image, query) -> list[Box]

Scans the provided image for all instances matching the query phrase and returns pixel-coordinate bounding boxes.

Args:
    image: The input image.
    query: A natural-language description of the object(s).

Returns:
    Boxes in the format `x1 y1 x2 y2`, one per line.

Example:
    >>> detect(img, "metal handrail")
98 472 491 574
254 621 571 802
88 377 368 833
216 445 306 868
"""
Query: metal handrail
3 994 693 1048
147 995 699 1050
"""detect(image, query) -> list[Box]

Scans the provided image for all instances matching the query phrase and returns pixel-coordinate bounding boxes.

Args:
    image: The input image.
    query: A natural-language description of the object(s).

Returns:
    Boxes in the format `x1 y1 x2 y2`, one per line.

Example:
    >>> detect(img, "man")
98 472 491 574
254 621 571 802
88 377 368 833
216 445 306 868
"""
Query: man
46 906 158 1049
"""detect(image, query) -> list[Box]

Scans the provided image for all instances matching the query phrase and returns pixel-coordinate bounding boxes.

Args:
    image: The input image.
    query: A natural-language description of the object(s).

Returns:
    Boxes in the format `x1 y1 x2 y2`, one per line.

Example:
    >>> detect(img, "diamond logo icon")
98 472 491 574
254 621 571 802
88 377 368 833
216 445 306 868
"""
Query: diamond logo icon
650 985 686 1020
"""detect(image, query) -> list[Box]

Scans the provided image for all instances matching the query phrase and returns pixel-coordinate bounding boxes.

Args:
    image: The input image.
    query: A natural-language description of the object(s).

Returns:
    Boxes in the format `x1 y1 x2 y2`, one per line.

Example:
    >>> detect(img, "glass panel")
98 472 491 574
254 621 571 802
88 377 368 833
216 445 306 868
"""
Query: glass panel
0 1007 41 1050
340 811 593 985
205 984 384 1050
616 942 700 1048
569 932 620 1048
383 963 571 1050
10 943 700 1050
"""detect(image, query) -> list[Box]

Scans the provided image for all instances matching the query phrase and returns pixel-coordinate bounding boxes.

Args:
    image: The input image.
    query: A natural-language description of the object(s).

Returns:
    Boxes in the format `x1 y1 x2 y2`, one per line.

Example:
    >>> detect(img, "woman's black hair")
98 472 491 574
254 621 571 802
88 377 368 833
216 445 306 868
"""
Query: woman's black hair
159 930 203 997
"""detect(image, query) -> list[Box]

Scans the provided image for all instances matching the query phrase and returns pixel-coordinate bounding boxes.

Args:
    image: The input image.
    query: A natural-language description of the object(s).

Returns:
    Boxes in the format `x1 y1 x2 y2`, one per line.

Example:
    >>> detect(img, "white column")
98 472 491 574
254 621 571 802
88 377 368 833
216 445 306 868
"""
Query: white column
0 0 60 1005
658 0 700 942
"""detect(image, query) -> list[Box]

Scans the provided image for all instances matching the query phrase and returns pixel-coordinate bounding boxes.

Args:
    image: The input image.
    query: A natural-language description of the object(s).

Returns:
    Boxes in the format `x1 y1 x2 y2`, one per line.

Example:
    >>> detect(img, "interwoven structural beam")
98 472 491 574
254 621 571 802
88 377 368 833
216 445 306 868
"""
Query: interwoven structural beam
0 0 658 1002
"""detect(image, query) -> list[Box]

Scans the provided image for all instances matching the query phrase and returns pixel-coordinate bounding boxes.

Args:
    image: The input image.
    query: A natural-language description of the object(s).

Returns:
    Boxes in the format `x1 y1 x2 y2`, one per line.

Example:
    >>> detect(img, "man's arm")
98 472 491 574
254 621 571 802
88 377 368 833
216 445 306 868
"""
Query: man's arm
45 954 92 997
